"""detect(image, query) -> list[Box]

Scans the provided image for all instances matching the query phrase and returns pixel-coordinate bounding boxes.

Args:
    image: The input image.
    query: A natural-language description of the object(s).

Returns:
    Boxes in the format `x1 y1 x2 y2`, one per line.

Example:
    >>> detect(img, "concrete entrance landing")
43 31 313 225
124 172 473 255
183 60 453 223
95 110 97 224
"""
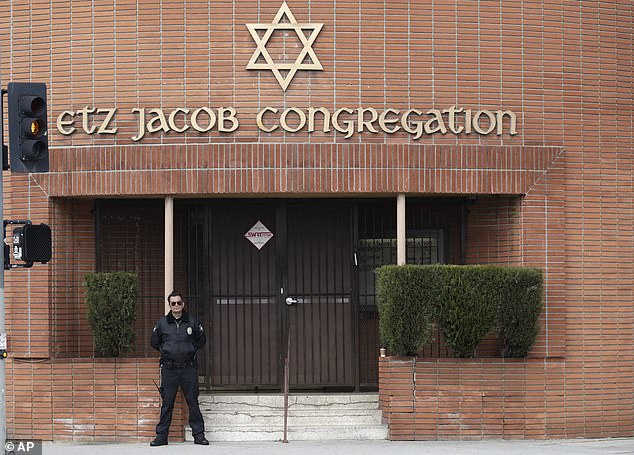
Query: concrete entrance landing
186 393 388 441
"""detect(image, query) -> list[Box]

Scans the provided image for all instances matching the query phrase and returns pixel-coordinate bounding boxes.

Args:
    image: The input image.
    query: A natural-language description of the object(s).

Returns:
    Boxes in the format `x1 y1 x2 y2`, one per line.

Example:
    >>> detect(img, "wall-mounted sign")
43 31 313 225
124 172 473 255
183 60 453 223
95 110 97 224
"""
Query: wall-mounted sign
53 3 519 141
56 105 517 141
245 221 274 250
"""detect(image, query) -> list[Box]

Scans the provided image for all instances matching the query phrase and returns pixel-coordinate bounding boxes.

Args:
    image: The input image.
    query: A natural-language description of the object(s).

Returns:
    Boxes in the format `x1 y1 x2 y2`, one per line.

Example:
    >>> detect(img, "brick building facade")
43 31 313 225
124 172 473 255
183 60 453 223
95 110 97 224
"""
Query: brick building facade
0 0 632 441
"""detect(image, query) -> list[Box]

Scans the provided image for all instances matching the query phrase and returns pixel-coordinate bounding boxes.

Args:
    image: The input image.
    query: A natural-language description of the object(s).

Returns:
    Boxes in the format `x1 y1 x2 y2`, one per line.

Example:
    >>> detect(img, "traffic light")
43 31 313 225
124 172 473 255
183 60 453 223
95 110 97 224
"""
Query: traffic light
7 82 49 173
10 223 52 266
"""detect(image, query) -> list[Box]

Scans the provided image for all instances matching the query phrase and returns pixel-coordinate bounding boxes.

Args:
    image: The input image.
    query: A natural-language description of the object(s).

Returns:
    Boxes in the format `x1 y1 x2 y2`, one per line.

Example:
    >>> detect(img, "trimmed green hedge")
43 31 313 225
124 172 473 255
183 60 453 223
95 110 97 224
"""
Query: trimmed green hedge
494 267 543 357
434 266 498 357
376 265 543 358
84 272 138 357
376 265 436 356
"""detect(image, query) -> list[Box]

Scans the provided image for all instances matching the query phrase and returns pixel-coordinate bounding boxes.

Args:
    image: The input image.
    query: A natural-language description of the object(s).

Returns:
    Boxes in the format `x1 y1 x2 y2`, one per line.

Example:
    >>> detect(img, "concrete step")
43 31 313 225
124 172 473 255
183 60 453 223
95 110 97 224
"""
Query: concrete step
188 393 388 441
199 393 382 411
186 424 389 441
201 409 384 426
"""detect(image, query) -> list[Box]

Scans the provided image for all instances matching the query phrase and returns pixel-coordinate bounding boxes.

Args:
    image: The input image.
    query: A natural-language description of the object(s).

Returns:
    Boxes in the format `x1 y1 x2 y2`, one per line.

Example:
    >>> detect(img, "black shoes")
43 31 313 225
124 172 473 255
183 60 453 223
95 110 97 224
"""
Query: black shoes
150 436 168 447
193 434 210 445
150 434 208 446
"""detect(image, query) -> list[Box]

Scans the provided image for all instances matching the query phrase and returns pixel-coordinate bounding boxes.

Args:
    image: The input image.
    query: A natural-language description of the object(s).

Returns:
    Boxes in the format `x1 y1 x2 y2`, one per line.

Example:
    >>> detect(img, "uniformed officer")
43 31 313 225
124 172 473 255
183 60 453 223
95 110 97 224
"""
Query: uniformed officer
150 291 209 446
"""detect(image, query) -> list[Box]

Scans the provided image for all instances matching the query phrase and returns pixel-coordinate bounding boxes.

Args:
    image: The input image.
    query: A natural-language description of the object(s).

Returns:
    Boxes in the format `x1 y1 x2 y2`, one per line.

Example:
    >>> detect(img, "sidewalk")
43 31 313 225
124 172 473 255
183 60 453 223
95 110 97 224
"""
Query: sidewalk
41 438 634 455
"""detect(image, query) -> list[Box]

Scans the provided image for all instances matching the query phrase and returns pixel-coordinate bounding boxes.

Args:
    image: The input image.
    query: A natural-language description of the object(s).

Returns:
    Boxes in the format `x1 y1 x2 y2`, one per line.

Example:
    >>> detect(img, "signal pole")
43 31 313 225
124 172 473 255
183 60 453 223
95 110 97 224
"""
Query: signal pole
0 45 7 450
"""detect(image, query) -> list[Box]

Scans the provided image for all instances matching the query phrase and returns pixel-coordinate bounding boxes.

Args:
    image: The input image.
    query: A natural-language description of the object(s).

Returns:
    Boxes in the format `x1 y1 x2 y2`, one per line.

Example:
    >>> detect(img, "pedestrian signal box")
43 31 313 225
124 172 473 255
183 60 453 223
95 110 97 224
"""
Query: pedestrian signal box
3 221 52 269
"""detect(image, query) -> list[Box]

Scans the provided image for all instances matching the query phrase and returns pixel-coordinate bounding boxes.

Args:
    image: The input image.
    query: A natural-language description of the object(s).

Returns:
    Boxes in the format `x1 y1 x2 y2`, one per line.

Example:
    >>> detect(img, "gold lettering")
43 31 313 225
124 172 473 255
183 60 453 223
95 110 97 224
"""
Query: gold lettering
96 108 118 134
132 108 146 142
332 108 354 139
496 110 517 135
55 104 517 139
80 106 97 135
191 107 216 132
307 107 331 133
425 109 447 134
146 109 170 134
257 107 278 133
168 108 191 133
218 107 239 132
464 109 472 134
280 108 307 133
443 105 464 134
473 110 496 135
357 108 379 133
401 109 424 139
378 109 401 134
56 111 76 135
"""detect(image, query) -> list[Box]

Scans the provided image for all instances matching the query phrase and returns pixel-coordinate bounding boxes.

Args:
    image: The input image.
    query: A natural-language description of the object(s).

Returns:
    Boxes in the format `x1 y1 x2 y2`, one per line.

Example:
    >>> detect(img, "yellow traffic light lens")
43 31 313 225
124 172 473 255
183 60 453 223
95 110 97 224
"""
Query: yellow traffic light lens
30 120 40 135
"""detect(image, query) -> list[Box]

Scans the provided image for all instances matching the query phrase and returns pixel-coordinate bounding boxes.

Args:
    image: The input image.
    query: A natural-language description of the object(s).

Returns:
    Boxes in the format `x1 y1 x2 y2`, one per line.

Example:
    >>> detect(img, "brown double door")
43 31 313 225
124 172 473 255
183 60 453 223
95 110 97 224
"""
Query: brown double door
189 201 355 391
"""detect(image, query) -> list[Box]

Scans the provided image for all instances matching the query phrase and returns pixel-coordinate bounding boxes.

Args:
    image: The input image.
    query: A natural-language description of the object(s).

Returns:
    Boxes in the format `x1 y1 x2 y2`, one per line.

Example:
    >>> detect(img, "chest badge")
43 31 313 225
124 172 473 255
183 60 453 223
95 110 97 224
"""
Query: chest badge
187 327 193 335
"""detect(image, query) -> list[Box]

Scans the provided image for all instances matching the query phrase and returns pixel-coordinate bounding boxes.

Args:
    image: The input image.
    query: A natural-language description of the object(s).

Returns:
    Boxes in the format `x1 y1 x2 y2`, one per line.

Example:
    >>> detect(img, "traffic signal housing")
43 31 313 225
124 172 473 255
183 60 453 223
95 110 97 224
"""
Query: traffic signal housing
3 221 52 269
7 82 49 173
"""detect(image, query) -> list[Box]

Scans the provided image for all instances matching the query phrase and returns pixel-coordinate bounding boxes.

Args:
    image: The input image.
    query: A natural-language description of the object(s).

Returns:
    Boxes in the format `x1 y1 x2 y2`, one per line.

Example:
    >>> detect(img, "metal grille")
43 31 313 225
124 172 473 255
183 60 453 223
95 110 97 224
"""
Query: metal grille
286 204 354 388
186 201 355 390
95 197 466 389
187 202 279 390
96 200 165 357
357 200 395 388
357 199 464 380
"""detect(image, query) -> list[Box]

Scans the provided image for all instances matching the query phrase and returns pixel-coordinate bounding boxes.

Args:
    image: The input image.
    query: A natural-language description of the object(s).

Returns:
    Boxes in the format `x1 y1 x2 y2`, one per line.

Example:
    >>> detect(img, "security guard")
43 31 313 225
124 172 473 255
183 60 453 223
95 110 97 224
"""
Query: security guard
150 291 209 446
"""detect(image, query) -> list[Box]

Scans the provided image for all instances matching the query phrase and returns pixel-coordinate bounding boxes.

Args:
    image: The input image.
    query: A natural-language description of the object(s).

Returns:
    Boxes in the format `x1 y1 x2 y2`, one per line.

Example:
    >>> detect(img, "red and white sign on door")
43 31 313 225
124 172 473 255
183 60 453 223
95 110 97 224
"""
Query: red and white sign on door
244 221 274 250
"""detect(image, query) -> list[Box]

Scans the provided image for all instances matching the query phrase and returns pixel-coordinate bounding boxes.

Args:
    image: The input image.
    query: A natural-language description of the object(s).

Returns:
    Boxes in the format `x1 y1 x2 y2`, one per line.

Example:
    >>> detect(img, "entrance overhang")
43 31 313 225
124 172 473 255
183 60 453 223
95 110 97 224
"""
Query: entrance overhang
35 144 563 198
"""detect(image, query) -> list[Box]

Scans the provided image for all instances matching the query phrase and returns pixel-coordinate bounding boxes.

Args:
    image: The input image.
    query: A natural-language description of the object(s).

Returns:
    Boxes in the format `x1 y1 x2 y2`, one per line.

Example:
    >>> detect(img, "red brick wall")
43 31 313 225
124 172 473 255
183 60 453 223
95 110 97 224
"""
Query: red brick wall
6 357 184 442
465 196 522 266
379 357 578 440
49 199 96 357
3 173 52 358
380 356 634 440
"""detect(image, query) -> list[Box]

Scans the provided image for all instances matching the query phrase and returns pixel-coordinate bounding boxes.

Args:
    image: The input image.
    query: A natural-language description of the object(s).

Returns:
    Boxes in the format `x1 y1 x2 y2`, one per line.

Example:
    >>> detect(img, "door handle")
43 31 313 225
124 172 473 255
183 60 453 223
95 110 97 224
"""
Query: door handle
285 297 298 306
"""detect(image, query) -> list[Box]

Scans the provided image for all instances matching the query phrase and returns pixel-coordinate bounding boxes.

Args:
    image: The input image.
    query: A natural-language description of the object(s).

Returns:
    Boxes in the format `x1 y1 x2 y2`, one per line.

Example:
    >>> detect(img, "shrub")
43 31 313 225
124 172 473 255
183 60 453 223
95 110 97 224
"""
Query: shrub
84 272 138 357
495 267 543 357
376 265 435 356
376 265 544 358
434 266 498 358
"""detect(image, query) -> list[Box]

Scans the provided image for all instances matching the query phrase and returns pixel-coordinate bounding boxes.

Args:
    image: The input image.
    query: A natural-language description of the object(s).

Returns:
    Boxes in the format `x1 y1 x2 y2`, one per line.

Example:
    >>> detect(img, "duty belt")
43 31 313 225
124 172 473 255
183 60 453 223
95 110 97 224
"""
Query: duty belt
161 359 194 369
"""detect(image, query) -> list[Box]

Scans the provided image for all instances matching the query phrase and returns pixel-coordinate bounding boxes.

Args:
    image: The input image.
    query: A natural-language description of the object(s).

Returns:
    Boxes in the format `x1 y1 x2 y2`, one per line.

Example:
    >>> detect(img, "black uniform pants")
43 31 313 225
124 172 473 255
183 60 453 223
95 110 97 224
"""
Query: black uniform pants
156 365 205 438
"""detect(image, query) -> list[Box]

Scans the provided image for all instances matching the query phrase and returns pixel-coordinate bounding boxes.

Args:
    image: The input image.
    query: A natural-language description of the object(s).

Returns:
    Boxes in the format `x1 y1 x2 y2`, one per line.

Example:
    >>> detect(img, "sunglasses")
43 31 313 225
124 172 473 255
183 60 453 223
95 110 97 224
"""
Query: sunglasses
170 300 184 306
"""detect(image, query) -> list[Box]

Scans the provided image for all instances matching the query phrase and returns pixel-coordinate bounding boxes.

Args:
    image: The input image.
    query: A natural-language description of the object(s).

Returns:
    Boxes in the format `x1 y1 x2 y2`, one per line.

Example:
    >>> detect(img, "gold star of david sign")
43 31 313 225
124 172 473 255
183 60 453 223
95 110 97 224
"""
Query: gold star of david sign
246 2 324 91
